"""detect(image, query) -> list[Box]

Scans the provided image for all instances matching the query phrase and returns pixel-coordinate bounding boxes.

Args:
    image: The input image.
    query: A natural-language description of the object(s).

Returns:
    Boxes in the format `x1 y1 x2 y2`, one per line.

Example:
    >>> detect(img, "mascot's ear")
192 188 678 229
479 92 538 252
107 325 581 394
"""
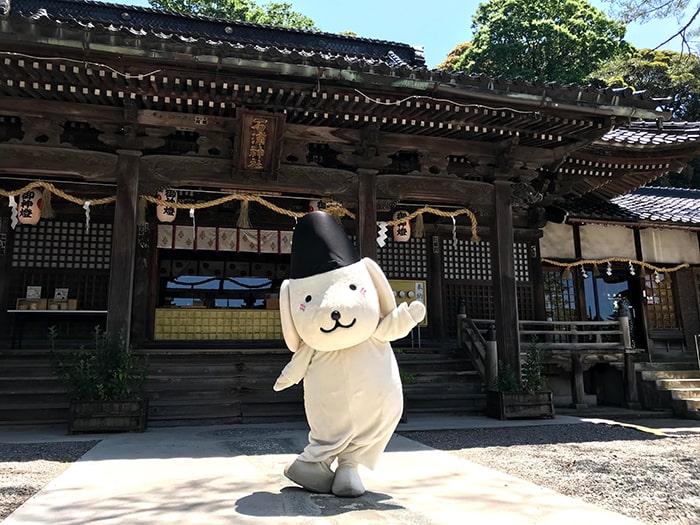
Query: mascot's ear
279 279 301 352
363 257 396 317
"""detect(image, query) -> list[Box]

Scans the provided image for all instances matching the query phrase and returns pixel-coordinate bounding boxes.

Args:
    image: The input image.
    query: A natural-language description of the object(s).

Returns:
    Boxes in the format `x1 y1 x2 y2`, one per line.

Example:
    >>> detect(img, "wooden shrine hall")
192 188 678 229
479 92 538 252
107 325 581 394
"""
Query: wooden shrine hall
1 0 700 423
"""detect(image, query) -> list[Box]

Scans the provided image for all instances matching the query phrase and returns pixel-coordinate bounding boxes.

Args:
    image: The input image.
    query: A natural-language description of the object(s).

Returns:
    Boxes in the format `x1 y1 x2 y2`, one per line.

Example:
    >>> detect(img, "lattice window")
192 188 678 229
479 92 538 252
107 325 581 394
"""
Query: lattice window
514 243 531 282
543 270 578 321
442 238 491 280
375 237 427 279
441 238 531 282
445 282 535 338
11 221 112 269
645 272 679 329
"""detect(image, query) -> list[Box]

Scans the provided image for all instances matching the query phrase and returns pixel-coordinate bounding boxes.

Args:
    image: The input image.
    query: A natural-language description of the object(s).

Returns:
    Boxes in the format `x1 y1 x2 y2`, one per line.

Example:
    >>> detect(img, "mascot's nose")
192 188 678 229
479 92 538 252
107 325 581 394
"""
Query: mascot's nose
331 310 341 321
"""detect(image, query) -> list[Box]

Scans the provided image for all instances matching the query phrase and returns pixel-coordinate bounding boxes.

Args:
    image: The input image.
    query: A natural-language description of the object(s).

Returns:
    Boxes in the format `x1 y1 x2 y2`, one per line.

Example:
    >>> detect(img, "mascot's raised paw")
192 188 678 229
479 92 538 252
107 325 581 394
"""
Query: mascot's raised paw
408 300 426 324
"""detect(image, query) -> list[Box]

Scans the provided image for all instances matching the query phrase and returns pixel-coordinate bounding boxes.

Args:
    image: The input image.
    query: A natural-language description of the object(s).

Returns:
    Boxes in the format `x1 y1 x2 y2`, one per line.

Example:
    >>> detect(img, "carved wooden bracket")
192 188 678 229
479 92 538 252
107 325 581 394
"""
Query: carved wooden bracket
11 116 67 147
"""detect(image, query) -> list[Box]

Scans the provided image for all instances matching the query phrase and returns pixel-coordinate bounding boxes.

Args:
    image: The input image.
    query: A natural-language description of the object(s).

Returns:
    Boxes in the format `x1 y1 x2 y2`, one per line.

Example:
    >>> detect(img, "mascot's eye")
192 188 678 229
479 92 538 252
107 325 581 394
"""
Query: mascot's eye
349 284 357 290
305 295 312 303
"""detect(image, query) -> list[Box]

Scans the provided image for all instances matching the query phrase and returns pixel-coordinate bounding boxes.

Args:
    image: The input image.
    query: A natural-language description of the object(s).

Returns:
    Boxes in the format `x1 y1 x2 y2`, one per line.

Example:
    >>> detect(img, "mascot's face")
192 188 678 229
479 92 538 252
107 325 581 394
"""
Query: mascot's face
287 260 380 351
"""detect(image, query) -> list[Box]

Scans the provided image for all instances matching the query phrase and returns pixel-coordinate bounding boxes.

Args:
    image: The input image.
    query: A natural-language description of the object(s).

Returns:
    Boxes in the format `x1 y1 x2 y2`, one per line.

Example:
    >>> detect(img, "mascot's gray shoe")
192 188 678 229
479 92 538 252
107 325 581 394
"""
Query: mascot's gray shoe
331 462 365 498
284 458 334 494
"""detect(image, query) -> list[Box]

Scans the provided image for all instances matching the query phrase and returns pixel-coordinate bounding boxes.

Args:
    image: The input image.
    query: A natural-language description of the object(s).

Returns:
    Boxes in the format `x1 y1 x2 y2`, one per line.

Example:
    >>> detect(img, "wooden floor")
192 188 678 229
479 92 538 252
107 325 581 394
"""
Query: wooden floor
0 344 485 426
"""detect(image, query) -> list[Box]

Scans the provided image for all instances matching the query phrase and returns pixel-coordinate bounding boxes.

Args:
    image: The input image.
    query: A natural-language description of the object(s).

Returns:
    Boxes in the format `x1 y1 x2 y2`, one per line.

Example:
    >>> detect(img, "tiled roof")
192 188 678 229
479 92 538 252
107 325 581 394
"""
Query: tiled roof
611 187 700 224
553 187 700 226
601 121 700 147
548 195 640 223
10 0 425 67
3 0 662 113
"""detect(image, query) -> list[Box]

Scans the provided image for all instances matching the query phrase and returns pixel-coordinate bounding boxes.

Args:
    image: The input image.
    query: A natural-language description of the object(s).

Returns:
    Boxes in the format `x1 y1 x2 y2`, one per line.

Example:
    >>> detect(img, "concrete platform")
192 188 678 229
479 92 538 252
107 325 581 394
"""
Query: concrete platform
0 413 664 524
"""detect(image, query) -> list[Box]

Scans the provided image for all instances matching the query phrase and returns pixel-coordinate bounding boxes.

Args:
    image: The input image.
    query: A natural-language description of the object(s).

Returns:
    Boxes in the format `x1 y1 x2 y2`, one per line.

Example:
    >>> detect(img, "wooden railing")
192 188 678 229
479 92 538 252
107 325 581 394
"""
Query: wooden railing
456 315 489 383
457 315 638 407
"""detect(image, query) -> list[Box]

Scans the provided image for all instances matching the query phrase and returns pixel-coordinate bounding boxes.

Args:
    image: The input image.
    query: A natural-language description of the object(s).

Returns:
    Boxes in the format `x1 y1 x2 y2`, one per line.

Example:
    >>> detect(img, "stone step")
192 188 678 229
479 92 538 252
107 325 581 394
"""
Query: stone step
686 399 700 409
636 362 700 371
656 378 700 390
671 388 700 400
641 370 700 381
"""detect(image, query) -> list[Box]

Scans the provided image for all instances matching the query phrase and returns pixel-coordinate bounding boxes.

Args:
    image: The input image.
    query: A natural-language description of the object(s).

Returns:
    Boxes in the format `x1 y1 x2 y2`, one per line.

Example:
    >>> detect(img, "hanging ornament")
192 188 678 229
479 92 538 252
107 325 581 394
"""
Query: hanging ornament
606 262 613 276
189 208 196 231
628 261 635 276
8 194 18 230
451 216 457 248
17 188 42 226
376 221 388 247
83 200 91 234
654 271 662 284
580 265 588 279
592 264 600 277
392 210 411 242
561 267 572 280
156 188 177 223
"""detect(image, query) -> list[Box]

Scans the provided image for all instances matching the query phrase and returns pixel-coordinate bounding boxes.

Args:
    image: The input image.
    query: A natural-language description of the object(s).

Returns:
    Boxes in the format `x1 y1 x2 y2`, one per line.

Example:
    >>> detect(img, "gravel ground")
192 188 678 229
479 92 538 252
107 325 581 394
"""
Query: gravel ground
0 441 99 521
402 423 700 525
1 423 699 524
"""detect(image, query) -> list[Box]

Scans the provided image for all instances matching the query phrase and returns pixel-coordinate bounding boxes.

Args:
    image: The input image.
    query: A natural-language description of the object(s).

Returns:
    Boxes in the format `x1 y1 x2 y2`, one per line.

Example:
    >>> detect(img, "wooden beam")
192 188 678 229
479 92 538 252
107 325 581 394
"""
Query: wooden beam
0 97 123 123
106 151 141 343
491 180 521 379
0 144 118 181
376 175 493 206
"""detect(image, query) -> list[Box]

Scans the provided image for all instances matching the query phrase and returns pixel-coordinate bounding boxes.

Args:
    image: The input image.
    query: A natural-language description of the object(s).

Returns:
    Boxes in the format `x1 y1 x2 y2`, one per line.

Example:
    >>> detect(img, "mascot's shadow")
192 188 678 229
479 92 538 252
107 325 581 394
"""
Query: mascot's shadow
235 487 404 518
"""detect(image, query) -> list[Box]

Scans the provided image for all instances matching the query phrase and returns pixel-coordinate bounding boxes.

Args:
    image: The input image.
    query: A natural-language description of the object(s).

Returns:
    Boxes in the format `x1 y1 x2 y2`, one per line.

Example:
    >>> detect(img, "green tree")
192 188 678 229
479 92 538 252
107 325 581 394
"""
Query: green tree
448 0 630 84
600 0 699 52
589 48 700 120
149 0 317 29
588 47 700 190
654 158 700 189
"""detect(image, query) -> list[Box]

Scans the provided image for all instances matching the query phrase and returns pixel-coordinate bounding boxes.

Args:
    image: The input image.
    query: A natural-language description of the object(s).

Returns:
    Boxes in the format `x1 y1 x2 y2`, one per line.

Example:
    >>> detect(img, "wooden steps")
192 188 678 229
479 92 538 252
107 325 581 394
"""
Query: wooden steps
0 344 485 426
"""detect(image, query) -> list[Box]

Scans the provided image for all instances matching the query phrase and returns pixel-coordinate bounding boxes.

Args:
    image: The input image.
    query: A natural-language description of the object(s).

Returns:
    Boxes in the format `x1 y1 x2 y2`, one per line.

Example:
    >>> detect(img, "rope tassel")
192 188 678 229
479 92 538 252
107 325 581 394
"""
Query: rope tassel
237 200 251 228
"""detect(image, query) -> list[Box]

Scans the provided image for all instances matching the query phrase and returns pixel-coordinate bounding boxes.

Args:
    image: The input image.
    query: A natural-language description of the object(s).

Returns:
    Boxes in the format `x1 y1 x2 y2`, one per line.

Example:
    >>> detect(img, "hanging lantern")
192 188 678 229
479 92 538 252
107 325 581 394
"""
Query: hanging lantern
156 188 177 223
17 188 42 225
392 210 411 242
308 198 330 213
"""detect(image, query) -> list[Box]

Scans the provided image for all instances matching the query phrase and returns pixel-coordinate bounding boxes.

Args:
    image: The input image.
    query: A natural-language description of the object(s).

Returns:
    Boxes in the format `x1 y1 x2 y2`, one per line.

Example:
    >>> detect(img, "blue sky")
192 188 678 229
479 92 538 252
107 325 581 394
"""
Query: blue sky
126 0 684 68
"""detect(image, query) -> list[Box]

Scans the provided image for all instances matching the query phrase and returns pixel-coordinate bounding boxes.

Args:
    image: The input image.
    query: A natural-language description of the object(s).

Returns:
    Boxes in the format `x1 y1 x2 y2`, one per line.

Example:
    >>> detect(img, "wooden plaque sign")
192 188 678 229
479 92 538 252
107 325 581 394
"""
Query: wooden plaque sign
235 110 285 177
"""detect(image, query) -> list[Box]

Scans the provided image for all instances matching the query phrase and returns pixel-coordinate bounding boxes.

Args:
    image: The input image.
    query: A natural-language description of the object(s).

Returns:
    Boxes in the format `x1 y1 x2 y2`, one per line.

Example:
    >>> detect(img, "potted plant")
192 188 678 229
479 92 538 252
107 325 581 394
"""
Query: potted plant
51 326 149 434
486 337 555 420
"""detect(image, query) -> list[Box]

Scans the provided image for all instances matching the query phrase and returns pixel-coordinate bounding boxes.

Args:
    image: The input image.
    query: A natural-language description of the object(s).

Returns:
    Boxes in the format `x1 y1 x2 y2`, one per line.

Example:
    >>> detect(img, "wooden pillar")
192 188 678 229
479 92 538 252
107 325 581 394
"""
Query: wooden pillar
570 354 588 408
106 150 141 344
491 180 521 381
620 308 641 408
0 216 11 347
129 213 151 346
357 169 377 259
428 233 446 339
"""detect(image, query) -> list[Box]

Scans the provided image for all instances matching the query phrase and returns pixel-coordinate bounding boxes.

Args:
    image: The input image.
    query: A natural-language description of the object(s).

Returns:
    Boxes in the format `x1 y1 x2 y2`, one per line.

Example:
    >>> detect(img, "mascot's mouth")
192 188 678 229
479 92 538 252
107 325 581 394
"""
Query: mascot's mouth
320 318 356 333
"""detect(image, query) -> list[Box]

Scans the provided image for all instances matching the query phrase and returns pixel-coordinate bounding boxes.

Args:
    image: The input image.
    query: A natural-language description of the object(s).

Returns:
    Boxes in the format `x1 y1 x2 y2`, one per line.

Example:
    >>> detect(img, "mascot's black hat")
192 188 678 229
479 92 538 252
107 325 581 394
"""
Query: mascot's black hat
290 211 360 279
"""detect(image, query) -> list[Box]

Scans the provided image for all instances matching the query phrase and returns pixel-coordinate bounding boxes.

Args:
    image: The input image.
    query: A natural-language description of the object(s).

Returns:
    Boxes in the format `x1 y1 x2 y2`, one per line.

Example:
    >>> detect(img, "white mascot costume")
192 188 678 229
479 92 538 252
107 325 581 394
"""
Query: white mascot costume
273 211 426 497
